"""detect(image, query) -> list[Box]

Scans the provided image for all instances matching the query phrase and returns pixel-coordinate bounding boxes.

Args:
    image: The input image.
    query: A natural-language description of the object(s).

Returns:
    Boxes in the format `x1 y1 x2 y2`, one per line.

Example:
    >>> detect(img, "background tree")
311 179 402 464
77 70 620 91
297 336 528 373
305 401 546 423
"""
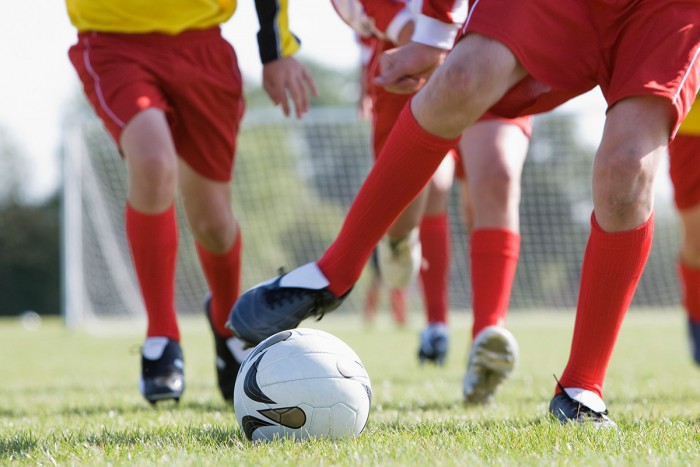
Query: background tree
0 128 60 316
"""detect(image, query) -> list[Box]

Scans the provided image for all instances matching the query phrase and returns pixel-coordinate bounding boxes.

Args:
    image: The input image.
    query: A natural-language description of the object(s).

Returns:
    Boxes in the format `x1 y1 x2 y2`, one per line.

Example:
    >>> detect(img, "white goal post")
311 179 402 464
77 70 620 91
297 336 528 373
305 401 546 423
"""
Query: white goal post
61 103 682 329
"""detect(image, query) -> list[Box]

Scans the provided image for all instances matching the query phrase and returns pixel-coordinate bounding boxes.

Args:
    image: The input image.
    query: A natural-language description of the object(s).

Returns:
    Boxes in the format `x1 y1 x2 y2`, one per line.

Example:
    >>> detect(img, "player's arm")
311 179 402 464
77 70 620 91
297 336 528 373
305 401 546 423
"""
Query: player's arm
255 0 318 118
375 0 468 93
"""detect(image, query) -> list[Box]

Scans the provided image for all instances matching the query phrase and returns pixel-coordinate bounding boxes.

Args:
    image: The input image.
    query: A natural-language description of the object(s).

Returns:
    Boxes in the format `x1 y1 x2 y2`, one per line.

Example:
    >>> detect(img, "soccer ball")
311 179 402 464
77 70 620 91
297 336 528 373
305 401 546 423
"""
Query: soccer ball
233 328 372 442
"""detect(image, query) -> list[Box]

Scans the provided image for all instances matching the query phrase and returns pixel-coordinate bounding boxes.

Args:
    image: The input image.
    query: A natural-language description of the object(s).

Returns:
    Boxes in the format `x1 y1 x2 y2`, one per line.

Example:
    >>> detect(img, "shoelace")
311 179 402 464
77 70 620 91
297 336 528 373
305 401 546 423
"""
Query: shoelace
263 267 329 321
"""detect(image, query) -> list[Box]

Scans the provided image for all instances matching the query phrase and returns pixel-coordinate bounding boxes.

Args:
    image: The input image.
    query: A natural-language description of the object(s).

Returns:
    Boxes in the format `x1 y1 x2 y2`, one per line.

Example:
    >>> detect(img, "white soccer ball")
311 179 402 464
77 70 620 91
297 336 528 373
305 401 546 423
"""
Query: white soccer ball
233 328 372 442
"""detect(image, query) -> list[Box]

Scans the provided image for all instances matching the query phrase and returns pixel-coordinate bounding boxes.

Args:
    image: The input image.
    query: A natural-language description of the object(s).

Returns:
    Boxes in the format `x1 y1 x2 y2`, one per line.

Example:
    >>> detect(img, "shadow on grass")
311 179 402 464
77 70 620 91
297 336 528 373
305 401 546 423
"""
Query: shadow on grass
0 425 246 460
0 433 37 461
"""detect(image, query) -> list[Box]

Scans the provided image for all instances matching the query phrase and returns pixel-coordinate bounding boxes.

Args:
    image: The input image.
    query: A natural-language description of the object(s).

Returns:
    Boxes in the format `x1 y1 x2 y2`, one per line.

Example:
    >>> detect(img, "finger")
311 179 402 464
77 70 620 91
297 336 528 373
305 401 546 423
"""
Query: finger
266 82 290 116
302 67 319 98
289 74 309 118
382 76 422 94
377 55 407 87
279 94 290 117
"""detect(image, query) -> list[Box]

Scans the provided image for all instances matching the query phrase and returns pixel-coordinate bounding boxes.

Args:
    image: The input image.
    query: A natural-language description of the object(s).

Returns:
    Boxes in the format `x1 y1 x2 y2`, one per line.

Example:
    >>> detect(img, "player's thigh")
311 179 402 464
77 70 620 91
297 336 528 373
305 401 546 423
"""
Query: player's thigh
593 97 671 229
599 97 674 162
121 109 179 212
121 108 178 173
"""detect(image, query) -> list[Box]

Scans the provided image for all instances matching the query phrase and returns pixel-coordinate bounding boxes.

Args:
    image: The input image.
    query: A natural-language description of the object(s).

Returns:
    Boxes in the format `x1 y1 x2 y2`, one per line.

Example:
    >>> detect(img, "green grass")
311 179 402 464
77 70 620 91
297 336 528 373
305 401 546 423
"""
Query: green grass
2 310 700 465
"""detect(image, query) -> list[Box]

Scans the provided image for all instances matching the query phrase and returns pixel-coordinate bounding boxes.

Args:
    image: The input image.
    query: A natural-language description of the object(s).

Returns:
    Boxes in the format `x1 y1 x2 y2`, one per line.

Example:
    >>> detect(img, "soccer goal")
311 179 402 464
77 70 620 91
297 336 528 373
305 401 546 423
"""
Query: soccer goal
61 98 682 329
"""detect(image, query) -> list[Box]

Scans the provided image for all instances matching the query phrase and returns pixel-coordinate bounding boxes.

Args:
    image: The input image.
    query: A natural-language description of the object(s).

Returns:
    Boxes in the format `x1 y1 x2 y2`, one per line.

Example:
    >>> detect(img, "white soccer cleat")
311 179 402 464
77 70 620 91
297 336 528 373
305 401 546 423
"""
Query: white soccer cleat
376 228 422 289
463 326 518 405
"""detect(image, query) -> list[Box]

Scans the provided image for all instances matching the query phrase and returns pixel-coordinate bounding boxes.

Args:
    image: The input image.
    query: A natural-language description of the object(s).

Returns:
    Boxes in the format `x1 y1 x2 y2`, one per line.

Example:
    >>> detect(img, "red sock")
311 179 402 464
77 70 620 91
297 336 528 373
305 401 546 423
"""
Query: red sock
390 288 408 326
196 234 242 337
419 213 450 324
317 104 460 297
470 229 520 338
679 261 700 322
125 203 179 341
558 213 654 397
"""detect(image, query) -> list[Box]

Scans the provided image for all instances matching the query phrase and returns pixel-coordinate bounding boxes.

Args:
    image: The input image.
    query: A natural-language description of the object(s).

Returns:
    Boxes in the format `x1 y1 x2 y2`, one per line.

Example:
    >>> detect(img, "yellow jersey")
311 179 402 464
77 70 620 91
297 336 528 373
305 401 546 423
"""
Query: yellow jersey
66 0 300 63
679 96 700 136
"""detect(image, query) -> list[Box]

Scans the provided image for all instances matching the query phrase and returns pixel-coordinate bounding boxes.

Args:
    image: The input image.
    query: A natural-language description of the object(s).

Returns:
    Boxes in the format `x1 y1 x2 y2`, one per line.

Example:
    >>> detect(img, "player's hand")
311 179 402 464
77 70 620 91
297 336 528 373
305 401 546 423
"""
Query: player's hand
374 42 446 94
262 57 319 118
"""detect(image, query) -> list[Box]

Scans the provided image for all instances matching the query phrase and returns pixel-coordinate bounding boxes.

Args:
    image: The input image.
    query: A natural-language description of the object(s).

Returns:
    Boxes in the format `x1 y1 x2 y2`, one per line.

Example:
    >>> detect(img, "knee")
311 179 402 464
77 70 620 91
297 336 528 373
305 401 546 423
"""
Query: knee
190 214 237 252
593 142 656 218
471 163 520 210
682 242 700 266
128 149 178 193
432 62 481 104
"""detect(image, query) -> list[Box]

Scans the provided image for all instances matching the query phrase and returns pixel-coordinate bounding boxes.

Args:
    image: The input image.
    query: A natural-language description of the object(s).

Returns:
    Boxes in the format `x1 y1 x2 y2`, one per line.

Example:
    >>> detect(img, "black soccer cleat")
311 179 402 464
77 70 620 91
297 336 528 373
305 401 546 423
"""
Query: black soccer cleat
548 382 616 428
204 294 251 402
140 337 185 405
227 263 346 346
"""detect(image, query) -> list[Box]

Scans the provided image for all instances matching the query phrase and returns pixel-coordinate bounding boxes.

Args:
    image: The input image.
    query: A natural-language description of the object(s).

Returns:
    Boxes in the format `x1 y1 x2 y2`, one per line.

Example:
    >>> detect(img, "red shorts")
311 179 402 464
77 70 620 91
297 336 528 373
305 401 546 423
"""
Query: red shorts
669 134 700 210
462 0 700 135
69 27 244 182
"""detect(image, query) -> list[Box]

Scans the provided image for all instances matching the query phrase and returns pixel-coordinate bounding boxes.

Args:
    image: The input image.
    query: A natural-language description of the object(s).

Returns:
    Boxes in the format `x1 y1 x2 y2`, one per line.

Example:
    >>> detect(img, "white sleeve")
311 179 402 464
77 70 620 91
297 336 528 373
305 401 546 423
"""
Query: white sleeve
412 13 459 49
409 0 469 49
384 8 414 44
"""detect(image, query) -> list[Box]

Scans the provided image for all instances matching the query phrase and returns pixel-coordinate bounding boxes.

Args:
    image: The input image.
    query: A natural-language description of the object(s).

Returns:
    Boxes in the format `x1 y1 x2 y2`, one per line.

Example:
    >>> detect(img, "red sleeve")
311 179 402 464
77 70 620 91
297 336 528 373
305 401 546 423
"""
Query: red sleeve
418 0 468 24
362 1 406 33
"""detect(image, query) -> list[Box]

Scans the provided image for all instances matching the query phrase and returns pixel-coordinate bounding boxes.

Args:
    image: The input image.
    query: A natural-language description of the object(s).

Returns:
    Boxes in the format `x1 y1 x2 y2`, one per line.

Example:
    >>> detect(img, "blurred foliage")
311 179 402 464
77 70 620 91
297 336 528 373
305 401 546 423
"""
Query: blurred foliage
0 128 27 204
0 130 60 315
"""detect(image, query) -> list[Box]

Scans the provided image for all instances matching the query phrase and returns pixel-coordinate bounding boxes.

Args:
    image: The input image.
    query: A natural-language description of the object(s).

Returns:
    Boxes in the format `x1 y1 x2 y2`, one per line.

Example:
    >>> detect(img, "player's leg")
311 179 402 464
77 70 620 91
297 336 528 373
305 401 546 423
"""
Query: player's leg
372 79 429 289
228 34 527 346
178 161 249 401
668 133 700 365
389 288 408 326
68 32 188 404
418 156 454 365
551 96 671 426
547 0 700 425
120 108 185 404
461 119 528 404
122 109 180 339
158 29 248 402
465 119 528 337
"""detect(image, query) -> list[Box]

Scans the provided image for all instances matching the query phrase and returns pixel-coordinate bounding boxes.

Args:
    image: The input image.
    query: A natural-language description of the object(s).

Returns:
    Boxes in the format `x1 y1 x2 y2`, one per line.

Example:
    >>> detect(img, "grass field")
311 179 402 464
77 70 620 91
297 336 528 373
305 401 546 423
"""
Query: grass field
2 309 700 465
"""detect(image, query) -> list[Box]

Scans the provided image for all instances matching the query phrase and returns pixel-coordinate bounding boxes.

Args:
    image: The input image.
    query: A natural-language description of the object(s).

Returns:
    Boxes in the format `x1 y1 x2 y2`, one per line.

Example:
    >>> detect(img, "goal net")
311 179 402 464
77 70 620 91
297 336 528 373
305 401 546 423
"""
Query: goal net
61 99 682 328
